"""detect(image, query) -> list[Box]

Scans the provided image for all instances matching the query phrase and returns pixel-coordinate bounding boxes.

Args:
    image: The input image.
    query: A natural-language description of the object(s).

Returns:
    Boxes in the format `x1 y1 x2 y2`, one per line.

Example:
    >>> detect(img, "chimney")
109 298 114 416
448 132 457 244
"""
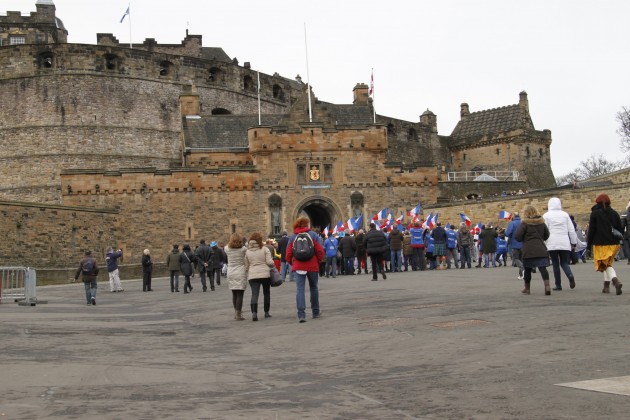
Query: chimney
180 84 200 116
353 83 369 106
460 103 470 118
519 91 529 110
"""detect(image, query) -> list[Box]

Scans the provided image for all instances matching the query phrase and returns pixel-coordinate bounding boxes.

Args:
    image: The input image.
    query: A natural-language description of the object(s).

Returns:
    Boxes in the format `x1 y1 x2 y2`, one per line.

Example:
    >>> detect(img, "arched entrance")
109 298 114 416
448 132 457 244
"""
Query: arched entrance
294 196 342 232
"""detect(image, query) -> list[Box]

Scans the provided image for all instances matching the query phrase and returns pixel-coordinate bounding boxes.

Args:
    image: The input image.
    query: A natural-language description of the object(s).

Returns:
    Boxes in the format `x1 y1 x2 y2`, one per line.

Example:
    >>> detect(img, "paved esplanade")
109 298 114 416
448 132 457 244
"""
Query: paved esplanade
1 263 629 419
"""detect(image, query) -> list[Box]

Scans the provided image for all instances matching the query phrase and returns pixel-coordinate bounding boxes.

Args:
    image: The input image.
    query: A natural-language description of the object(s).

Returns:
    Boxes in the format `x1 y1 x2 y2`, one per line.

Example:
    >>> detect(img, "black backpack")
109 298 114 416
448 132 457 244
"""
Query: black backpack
292 232 315 261
82 258 95 275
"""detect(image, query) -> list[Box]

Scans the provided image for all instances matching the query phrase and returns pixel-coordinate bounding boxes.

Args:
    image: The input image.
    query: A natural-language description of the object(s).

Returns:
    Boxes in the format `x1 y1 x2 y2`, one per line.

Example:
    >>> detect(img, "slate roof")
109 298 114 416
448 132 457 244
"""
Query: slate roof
183 115 283 149
324 104 374 126
200 47 231 63
450 104 534 139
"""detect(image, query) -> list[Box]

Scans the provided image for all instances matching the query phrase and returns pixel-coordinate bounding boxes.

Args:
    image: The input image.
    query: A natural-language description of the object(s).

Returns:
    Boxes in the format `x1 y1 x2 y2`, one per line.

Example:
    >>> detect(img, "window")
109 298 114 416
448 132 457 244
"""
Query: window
324 164 333 183
39 52 54 69
273 84 285 100
104 54 117 70
243 75 254 91
211 108 231 115
10 36 26 45
159 61 172 76
208 67 221 81
297 165 306 185
408 128 417 142
387 123 396 137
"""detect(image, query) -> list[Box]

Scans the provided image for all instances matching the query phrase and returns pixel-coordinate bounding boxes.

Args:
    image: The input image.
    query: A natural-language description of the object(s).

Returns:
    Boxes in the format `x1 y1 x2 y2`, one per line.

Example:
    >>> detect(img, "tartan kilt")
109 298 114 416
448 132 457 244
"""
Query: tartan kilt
433 243 446 256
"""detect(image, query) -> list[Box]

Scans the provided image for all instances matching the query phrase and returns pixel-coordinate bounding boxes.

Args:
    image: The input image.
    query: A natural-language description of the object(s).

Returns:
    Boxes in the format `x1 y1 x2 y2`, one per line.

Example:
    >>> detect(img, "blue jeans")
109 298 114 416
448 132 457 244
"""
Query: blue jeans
343 257 355 275
325 256 337 276
403 254 412 271
83 279 97 303
446 247 459 268
390 250 402 272
294 271 320 320
484 253 495 267
548 250 573 288
280 261 293 281
459 245 471 268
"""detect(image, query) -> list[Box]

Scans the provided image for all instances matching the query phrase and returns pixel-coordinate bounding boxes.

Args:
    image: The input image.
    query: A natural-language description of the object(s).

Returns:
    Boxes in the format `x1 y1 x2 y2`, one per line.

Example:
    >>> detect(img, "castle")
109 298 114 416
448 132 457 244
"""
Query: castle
0 1 557 270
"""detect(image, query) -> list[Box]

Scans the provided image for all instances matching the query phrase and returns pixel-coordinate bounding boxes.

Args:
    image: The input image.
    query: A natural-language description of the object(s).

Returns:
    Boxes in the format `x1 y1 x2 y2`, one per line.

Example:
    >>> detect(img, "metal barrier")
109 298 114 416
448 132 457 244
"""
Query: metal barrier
0 267 37 306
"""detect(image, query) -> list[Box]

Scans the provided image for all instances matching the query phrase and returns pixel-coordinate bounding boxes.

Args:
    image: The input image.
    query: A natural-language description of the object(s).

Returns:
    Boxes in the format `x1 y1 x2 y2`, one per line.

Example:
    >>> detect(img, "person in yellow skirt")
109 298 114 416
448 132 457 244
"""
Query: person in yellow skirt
587 193 623 295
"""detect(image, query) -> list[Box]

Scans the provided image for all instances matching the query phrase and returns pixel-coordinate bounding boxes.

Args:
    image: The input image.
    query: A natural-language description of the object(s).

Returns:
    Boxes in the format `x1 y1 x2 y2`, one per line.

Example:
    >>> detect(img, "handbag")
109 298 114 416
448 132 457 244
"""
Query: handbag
270 267 283 287
611 226 624 241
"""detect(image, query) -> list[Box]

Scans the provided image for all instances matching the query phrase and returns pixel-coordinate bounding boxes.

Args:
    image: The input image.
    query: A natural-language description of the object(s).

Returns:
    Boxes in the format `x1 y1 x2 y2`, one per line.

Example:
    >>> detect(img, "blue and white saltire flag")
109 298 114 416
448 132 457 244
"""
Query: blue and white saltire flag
120 6 130 23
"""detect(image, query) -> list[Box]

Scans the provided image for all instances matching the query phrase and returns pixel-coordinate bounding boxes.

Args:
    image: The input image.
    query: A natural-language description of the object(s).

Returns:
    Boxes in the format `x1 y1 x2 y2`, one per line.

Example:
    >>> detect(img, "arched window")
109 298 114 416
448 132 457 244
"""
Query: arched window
159 61 172 76
408 128 417 142
387 123 396 137
273 84 285 101
39 52 54 69
269 194 283 235
243 75 254 91
211 108 231 115
104 53 117 71
208 67 221 81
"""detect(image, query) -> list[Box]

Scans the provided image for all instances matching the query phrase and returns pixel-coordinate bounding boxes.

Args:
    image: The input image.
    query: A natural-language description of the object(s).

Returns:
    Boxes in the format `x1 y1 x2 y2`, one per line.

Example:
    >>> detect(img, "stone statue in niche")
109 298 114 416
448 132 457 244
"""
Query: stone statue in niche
271 207 281 234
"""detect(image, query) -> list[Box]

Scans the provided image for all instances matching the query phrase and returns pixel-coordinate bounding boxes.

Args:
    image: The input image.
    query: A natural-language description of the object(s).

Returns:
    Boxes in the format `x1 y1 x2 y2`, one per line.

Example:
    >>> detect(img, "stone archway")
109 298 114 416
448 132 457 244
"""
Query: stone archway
293 196 342 232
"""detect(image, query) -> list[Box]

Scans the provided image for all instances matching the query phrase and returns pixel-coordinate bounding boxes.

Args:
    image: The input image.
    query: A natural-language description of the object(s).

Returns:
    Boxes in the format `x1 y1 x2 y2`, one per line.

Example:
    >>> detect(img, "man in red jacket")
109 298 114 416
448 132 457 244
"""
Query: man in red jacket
286 216 325 323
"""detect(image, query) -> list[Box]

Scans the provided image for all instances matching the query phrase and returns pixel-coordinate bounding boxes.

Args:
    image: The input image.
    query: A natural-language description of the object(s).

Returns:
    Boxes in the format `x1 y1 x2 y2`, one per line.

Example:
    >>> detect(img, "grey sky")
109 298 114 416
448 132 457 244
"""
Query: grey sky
5 0 630 177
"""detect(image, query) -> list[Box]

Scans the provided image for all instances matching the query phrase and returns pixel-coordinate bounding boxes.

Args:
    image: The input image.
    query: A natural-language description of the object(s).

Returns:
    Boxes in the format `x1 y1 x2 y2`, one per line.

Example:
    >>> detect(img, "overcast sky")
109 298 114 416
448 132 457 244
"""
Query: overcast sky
5 0 630 177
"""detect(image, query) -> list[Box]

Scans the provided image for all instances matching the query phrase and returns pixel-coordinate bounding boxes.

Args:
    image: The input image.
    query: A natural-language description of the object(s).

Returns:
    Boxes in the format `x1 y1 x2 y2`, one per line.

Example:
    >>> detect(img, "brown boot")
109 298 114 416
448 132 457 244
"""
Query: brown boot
612 277 623 295
543 280 551 295
236 310 245 321
602 281 610 294
521 283 530 295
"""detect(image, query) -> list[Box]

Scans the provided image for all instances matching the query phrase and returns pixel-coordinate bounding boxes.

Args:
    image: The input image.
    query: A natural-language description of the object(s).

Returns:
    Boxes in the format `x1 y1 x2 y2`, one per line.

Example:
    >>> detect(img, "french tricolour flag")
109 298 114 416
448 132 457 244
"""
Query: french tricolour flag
395 212 404 225
422 212 433 229
407 204 421 217
473 222 483 234
346 217 355 234
323 225 329 237
372 208 388 221
354 215 363 231
499 210 512 220
459 213 471 227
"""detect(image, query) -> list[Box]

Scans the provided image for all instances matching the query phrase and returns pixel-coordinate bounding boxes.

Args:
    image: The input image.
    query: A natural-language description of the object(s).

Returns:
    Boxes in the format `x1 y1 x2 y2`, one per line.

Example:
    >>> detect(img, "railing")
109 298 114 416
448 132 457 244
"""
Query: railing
447 171 520 182
0 267 38 306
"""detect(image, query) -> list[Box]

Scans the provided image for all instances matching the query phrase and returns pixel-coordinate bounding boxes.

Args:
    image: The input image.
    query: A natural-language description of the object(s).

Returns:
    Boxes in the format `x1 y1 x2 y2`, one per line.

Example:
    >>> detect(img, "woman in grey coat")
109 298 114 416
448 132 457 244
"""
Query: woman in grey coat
225 233 248 320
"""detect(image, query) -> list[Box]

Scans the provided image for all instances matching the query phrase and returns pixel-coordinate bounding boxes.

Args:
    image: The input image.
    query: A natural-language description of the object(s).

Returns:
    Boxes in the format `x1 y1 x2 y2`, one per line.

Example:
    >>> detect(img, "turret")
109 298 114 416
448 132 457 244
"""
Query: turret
420 109 437 133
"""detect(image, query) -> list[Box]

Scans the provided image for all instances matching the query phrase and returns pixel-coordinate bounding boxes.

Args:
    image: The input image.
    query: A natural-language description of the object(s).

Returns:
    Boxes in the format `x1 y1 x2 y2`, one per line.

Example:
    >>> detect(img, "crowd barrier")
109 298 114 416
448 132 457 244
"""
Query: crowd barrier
0 267 37 306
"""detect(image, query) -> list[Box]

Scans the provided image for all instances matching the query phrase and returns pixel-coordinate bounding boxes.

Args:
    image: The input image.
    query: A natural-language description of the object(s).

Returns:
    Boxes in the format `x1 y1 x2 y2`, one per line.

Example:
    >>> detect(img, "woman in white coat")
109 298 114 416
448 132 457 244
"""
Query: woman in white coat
543 197 578 290
225 233 247 320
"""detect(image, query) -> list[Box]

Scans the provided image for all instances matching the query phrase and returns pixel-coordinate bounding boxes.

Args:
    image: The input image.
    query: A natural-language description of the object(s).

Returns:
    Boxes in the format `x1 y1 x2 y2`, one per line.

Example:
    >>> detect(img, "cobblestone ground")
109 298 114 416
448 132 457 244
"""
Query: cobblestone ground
1 262 629 419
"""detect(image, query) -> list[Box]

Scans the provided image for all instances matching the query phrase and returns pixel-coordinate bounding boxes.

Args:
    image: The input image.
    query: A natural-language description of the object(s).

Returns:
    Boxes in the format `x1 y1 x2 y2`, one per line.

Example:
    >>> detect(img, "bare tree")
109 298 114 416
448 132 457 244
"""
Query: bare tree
617 106 630 152
555 154 624 185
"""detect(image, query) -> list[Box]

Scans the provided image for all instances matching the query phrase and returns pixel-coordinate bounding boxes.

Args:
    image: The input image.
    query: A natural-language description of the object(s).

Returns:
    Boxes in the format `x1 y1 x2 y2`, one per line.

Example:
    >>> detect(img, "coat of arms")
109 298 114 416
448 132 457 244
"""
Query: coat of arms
309 165 320 181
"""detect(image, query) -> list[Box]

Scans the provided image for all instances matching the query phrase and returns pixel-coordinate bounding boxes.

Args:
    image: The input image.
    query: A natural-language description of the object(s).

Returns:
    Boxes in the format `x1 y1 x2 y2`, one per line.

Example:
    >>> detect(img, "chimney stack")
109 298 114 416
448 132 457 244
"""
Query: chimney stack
460 103 470 118
353 83 369 106
519 91 529 110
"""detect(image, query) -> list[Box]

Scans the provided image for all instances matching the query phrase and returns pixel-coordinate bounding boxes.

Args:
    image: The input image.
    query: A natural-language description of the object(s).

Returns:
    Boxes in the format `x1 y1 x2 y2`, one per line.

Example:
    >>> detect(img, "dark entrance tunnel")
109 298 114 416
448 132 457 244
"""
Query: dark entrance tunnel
301 203 332 232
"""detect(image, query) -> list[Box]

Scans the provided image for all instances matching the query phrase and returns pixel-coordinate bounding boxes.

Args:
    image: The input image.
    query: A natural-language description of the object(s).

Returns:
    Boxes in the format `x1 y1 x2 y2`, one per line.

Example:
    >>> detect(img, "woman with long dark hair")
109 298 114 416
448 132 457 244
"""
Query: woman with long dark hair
587 193 623 294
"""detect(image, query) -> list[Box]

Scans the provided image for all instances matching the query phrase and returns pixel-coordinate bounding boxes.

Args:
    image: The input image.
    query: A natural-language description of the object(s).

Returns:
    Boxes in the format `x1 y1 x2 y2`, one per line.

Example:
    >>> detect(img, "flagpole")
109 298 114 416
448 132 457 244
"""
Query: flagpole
128 3 132 49
257 71 261 125
371 67 376 124
304 22 313 123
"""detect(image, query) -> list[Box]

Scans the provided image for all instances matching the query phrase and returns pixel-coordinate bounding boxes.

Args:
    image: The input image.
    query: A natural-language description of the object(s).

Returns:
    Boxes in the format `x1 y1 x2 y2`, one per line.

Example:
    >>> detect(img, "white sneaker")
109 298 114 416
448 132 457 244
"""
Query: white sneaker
517 275 524 280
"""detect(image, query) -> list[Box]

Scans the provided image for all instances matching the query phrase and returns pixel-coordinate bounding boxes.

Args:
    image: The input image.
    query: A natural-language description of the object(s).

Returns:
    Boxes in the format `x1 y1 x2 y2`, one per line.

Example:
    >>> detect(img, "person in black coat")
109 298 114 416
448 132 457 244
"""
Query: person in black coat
141 249 153 292
339 231 357 275
364 223 388 281
587 193 623 294
514 205 551 295
180 244 196 293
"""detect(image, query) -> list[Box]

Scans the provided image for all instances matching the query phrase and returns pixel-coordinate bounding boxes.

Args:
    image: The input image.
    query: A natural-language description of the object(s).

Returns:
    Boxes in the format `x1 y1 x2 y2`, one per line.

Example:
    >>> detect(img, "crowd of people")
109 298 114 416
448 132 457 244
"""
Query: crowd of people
74 194 628 312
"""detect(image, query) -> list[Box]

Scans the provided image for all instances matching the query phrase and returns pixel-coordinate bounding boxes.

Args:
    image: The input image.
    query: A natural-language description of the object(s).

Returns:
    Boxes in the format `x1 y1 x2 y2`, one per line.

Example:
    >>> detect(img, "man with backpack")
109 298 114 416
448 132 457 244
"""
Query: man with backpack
75 250 99 305
286 216 324 323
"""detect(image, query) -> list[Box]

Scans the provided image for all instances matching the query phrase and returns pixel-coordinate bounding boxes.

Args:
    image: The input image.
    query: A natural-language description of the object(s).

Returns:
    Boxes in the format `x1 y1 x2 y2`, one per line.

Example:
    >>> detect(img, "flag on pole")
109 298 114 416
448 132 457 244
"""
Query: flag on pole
459 213 472 227
395 212 404 225
499 210 512 220
346 217 355 234
472 222 483 234
407 204 421 217
372 208 388 221
369 70 374 97
120 6 130 23
422 212 433 229
431 213 439 229
323 225 329 237
353 215 363 231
